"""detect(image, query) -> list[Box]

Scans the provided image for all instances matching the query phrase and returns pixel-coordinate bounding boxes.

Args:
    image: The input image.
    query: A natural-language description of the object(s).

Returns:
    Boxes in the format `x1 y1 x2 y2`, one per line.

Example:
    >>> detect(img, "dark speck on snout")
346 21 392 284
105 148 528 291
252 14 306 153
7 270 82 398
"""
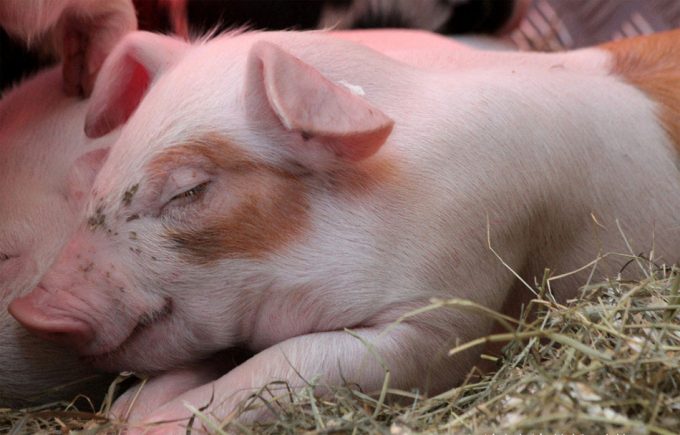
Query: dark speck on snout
79 262 94 273
122 184 139 206
126 213 140 222
87 206 106 231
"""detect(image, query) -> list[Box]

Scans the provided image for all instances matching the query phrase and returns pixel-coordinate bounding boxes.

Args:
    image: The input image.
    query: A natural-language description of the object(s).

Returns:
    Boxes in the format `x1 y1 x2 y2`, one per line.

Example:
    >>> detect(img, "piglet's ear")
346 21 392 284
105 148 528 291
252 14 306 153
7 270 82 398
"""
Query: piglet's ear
84 31 188 138
246 41 394 163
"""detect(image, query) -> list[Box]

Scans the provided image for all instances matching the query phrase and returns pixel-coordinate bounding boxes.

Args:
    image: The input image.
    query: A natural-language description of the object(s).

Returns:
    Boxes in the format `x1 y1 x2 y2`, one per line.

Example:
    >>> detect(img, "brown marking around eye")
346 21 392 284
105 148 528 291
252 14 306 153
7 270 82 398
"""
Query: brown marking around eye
146 133 258 177
154 134 309 263
153 133 401 263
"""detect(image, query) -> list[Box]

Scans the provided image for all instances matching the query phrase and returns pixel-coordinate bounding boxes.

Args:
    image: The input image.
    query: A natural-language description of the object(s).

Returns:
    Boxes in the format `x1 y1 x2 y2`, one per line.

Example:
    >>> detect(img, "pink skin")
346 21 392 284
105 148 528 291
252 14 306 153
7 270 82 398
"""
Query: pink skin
20 29 659 434
0 0 133 404
0 0 137 96
5 29 484 418
0 67 116 405
10 31 488 428
110 348 251 422
12 30 476 372
330 28 474 55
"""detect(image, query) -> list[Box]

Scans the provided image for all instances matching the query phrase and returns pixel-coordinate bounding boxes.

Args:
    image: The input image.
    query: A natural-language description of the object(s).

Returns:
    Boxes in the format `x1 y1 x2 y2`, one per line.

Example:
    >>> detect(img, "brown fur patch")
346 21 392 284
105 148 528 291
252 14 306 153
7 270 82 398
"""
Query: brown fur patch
151 134 400 263
602 30 680 150
150 134 310 263
147 133 258 177
329 157 401 195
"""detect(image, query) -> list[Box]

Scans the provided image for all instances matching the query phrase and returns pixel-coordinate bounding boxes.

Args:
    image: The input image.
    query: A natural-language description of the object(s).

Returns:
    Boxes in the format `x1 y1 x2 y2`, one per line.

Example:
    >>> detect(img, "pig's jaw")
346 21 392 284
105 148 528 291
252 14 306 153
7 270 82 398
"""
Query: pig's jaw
8 245 185 372
82 296 176 370
83 294 227 373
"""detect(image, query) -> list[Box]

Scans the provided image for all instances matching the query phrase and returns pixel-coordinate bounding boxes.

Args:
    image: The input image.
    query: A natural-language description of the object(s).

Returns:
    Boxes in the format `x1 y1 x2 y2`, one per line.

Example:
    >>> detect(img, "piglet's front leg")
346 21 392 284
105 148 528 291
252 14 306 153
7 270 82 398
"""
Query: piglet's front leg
111 349 252 423
110 366 222 425
122 323 465 434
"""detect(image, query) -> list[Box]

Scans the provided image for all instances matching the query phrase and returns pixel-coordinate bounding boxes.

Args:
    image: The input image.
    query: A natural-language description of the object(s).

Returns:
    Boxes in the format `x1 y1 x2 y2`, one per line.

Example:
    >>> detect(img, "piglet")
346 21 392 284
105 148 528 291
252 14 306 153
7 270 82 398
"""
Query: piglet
0 66 118 406
0 0 136 96
11 29 680 433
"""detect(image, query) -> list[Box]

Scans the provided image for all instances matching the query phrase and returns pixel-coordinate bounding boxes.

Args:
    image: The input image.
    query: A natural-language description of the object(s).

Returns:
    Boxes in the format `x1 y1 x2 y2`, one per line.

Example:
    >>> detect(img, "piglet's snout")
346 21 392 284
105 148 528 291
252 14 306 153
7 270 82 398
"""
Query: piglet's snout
7 234 101 351
9 284 95 350
9 233 161 357
7 232 112 352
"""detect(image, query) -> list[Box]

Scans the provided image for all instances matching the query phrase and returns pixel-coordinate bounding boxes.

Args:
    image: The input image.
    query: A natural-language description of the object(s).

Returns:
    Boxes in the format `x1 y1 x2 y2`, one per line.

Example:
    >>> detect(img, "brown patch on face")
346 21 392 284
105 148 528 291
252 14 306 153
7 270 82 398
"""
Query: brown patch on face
330 157 401 195
602 30 680 150
152 134 310 263
147 133 258 177
152 133 402 263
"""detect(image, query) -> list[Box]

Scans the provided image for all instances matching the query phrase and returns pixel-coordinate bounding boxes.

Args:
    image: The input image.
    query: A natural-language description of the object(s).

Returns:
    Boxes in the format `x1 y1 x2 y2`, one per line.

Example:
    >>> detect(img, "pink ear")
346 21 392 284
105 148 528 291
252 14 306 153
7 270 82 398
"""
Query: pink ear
246 41 394 162
84 31 188 138
65 148 110 209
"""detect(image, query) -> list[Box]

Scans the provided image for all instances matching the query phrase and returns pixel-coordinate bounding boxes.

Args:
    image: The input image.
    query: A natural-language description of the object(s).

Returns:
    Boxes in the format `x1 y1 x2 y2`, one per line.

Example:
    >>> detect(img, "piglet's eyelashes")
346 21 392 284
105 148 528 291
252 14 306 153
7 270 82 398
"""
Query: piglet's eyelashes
0 252 18 262
170 181 210 203
162 181 211 211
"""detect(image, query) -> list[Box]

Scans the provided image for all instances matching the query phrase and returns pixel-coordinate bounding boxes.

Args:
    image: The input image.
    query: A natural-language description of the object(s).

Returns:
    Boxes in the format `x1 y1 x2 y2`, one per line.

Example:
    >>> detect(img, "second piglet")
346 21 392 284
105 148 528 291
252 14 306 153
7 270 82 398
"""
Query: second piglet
0 66 118 406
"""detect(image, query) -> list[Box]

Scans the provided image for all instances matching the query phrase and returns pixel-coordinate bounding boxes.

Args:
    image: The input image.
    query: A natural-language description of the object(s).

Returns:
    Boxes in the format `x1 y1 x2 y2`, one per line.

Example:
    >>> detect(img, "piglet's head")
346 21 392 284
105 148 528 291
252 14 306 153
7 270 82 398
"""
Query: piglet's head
10 34 394 373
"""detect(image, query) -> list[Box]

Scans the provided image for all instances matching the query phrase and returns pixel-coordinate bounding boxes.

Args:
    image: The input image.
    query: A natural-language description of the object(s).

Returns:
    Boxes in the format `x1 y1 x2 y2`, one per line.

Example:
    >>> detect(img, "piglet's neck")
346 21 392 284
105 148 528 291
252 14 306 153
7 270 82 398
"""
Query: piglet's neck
238 44 626 350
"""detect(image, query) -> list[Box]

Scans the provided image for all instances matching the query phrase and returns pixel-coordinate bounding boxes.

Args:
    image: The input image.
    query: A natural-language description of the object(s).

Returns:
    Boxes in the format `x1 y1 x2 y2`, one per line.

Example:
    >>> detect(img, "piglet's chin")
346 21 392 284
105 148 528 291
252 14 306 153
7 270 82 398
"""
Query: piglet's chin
82 300 195 373
8 287 94 350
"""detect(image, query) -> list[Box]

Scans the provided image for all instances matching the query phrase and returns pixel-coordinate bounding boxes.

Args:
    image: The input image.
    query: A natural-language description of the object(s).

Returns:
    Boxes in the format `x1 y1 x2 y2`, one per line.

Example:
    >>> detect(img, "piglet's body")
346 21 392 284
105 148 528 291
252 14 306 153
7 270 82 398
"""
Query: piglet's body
0 67 116 405
11 30 680 431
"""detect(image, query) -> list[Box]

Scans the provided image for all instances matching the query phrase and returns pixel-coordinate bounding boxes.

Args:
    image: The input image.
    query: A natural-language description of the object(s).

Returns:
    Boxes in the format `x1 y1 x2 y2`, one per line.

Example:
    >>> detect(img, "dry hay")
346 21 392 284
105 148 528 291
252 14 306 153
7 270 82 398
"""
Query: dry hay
2 259 680 434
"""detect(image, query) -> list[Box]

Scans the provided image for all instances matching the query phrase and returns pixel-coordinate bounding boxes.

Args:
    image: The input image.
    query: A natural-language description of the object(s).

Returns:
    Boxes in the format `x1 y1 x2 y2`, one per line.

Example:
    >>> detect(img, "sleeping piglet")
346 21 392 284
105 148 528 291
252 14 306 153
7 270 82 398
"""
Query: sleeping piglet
0 67 115 406
10 29 680 432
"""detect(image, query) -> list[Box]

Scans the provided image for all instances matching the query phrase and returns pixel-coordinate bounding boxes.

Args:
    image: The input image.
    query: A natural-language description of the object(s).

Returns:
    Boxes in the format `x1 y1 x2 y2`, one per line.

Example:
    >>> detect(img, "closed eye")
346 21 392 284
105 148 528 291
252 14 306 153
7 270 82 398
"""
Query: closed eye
0 253 16 262
168 181 210 207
